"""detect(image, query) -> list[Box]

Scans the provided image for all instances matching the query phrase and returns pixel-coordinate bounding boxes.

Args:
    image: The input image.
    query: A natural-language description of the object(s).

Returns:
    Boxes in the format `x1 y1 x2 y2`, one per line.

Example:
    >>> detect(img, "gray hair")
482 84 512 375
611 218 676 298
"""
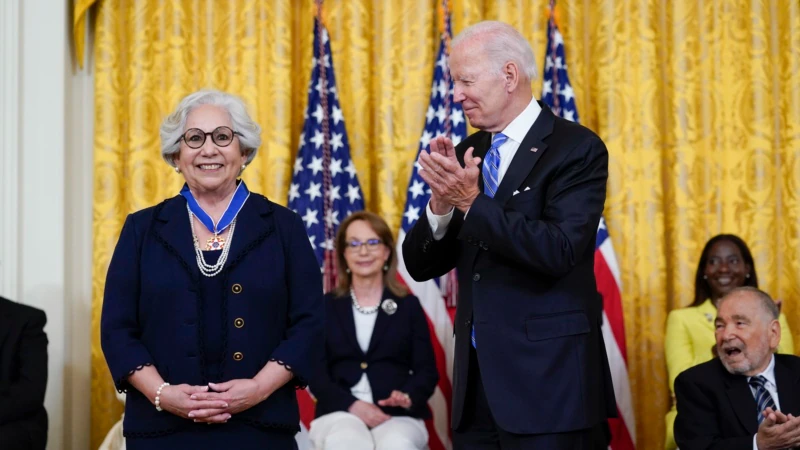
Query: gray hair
160 90 262 168
451 21 537 81
719 286 779 321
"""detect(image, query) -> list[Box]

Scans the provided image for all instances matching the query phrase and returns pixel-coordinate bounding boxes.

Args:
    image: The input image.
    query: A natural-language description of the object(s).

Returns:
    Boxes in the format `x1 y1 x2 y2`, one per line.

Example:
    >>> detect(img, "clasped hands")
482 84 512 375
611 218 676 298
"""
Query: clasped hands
348 390 413 428
756 407 800 450
157 379 267 424
418 136 482 214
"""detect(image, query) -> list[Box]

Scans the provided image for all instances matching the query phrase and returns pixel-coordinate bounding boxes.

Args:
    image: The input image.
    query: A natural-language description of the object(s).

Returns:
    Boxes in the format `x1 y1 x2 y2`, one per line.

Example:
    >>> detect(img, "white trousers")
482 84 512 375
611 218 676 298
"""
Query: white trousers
309 411 428 450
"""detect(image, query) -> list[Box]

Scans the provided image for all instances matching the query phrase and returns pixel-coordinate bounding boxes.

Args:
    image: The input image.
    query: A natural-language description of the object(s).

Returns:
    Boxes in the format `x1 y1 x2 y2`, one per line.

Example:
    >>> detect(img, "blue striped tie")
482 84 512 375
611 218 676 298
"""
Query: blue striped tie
481 133 508 199
472 133 508 349
749 375 777 424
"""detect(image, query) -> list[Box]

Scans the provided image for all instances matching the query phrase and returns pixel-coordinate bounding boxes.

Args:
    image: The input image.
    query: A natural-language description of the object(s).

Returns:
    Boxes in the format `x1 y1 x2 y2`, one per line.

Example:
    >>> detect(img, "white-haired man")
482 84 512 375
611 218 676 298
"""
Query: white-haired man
403 21 616 448
675 286 800 449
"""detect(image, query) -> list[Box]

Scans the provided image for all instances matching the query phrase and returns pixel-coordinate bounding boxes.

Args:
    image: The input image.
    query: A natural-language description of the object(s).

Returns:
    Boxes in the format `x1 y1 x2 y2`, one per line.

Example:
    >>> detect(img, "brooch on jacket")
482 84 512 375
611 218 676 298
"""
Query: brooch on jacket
381 299 397 315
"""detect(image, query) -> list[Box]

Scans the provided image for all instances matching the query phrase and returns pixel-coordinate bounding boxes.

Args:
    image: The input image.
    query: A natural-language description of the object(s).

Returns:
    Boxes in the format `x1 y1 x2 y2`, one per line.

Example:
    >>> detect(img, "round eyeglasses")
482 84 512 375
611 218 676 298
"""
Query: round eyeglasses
177 126 244 149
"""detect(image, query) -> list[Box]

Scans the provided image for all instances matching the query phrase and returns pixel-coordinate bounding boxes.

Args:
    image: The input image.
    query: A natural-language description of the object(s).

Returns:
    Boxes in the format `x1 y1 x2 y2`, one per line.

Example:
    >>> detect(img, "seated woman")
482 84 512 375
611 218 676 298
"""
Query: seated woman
309 211 439 450
663 234 794 449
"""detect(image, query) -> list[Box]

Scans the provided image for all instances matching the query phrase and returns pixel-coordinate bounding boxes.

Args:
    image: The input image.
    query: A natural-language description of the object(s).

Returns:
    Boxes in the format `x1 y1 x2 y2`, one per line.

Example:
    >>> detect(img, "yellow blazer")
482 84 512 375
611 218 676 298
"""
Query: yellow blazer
663 299 794 449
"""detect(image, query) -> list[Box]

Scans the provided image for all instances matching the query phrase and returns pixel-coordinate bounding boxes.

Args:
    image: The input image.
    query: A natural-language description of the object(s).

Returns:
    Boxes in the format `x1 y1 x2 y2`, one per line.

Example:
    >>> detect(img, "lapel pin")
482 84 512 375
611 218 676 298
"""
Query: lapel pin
381 299 398 315
531 147 538 153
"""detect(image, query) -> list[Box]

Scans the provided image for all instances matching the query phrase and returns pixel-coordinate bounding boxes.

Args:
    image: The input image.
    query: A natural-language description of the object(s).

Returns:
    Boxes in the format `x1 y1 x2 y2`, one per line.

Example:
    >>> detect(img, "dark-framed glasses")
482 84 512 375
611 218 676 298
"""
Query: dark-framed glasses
177 126 243 149
345 238 383 251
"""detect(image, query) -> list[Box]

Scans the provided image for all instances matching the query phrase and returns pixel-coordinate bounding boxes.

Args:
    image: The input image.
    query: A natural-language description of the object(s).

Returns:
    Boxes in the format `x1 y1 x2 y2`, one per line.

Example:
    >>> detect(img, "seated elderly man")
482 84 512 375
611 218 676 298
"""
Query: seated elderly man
674 286 800 450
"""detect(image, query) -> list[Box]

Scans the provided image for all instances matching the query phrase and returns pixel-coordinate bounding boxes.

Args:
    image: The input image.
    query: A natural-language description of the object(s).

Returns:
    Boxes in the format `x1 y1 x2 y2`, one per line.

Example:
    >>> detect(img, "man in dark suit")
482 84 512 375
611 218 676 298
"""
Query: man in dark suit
0 296 48 450
402 20 616 449
675 286 800 450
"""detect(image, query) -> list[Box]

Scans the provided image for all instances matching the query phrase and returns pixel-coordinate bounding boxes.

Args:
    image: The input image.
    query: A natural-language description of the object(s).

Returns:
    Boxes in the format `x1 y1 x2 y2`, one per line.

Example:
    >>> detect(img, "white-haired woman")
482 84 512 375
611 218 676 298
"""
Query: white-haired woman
101 89 324 449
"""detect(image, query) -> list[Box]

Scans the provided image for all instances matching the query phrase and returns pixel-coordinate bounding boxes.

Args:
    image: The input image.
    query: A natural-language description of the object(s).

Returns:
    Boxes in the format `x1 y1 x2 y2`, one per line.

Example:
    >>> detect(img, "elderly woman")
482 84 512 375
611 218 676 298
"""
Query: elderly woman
663 234 793 449
101 90 324 449
309 211 438 450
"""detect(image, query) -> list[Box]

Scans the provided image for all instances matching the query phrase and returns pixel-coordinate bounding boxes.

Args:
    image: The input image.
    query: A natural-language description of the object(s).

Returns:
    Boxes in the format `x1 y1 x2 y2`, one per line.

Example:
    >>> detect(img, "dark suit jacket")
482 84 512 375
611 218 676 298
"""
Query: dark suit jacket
674 354 800 450
402 103 616 434
311 290 438 420
101 193 324 437
0 297 48 450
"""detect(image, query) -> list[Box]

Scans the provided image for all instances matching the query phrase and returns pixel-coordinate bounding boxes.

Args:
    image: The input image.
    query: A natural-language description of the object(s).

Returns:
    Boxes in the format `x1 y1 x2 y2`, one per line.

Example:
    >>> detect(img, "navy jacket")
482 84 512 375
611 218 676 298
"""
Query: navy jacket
675 354 800 450
403 103 617 434
311 290 438 420
0 297 48 450
101 193 324 437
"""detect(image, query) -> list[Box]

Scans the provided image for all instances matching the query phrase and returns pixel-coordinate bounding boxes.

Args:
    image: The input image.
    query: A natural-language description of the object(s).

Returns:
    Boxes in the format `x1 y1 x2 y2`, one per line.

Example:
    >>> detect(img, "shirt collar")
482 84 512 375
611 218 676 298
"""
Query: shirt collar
748 354 777 387
498 98 541 144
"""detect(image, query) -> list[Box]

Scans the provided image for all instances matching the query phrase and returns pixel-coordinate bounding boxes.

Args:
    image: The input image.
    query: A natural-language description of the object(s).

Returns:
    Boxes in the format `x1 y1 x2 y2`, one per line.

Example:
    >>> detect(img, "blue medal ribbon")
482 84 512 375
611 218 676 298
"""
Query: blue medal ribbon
180 181 250 233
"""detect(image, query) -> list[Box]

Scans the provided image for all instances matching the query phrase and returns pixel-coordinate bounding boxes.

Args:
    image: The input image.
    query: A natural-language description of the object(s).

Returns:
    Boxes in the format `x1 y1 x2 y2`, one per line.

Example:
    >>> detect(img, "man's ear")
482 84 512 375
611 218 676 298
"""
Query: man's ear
769 319 781 351
504 61 520 92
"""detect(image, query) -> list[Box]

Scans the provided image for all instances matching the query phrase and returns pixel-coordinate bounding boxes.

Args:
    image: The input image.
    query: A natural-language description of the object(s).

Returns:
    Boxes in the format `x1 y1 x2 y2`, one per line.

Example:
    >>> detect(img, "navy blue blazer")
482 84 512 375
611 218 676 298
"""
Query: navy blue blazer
0 297 48 450
403 103 617 434
101 193 324 437
311 290 438 420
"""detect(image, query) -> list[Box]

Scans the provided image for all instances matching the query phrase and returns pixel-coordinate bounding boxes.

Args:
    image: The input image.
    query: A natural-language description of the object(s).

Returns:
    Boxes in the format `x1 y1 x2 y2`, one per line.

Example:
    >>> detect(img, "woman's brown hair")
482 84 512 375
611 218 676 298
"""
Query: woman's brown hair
333 211 408 298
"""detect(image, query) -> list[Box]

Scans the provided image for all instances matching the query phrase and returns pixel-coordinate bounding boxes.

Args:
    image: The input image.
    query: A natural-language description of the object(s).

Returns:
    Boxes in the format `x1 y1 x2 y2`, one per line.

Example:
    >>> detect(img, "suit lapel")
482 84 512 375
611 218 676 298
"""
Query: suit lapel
334 294 362 354
367 289 395 355
469 132 492 194
223 195 274 273
775 356 800 415
153 196 199 280
724 364 759 434
493 103 555 205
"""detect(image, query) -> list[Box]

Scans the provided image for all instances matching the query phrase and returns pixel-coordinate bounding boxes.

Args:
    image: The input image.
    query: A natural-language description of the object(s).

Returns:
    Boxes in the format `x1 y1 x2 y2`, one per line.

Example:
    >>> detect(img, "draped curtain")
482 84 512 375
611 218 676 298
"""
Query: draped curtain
78 1 800 448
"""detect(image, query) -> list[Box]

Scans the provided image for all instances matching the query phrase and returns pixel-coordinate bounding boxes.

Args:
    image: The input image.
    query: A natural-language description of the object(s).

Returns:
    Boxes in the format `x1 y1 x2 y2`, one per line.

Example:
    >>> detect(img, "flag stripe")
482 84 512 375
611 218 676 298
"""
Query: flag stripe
595 251 628 362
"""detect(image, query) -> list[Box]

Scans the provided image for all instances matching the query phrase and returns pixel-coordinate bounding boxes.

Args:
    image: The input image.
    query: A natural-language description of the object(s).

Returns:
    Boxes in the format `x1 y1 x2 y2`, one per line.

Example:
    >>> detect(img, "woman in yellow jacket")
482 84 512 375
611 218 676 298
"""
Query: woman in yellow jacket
664 234 794 449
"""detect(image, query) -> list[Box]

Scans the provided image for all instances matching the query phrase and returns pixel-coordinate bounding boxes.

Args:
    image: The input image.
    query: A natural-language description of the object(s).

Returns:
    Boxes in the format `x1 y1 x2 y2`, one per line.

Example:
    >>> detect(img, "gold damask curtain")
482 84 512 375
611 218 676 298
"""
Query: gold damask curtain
78 1 800 448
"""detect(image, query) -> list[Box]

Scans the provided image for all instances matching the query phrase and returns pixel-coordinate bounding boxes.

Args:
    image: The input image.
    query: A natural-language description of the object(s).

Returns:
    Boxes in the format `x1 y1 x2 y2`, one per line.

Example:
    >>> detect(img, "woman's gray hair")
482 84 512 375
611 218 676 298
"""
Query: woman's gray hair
160 90 262 168
451 21 537 82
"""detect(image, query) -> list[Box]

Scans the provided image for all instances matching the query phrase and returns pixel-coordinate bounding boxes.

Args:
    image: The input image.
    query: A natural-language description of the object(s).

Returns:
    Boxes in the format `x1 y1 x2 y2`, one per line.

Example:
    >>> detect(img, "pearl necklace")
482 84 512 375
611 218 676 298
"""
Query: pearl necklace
350 288 379 314
188 204 237 277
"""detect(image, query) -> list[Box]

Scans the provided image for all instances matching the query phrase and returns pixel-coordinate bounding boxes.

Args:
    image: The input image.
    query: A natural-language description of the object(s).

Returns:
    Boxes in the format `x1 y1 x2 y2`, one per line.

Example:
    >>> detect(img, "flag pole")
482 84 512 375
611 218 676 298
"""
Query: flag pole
315 0 336 293
547 0 562 116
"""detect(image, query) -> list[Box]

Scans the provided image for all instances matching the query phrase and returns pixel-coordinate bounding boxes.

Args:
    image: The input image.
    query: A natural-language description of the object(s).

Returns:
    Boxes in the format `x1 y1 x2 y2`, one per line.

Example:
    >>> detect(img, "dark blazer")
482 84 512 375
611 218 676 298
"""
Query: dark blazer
101 193 324 437
0 297 48 450
674 354 800 450
311 290 438 420
402 103 616 434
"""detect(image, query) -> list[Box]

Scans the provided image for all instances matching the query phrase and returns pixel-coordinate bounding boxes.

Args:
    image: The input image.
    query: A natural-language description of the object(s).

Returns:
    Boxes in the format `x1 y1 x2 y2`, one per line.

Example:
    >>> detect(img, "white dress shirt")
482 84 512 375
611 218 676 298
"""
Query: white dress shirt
426 98 542 239
750 355 780 450
350 306 378 404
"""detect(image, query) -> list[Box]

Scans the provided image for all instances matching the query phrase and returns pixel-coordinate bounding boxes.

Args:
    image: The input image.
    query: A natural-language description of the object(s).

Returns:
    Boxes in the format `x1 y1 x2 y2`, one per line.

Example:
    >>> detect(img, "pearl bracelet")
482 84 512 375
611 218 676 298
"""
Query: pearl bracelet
154 382 170 412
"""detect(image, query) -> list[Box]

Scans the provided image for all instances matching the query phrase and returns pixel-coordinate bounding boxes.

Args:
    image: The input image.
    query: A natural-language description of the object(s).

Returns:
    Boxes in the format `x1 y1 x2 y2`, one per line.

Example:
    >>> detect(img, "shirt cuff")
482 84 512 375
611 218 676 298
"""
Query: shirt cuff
753 433 758 450
426 202 454 241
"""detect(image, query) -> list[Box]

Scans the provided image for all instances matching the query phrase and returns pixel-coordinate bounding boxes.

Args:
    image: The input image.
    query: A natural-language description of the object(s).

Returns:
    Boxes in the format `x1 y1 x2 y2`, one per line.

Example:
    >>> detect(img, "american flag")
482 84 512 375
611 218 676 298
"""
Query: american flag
289 18 365 449
542 4 636 449
288 19 365 278
394 9 465 450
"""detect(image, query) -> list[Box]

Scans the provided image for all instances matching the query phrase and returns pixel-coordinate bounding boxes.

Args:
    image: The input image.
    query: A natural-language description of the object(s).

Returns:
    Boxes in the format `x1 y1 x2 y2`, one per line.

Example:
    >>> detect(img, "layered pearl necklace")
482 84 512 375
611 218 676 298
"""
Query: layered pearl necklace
350 287 379 314
188 204 237 277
